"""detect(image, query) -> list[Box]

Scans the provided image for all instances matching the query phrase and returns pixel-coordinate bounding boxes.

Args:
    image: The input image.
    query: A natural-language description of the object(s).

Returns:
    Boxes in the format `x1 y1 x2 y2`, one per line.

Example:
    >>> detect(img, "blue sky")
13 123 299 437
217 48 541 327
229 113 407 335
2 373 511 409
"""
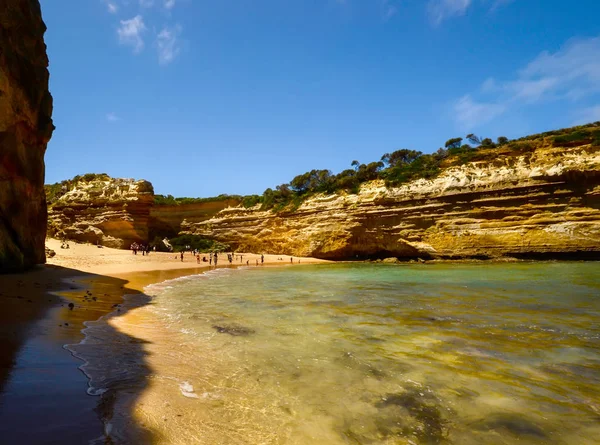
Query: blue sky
41 0 600 197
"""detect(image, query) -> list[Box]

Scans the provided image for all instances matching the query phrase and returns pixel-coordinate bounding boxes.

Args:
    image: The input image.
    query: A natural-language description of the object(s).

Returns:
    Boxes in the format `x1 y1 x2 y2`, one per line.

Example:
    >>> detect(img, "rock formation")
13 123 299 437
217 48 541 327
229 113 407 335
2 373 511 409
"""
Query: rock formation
148 198 241 240
0 0 54 271
185 144 600 260
47 176 154 248
47 175 239 248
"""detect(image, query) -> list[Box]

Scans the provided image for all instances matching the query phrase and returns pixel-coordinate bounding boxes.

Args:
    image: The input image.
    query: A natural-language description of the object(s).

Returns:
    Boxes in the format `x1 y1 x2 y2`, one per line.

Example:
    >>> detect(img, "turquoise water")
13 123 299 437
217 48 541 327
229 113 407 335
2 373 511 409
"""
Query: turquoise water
76 263 600 444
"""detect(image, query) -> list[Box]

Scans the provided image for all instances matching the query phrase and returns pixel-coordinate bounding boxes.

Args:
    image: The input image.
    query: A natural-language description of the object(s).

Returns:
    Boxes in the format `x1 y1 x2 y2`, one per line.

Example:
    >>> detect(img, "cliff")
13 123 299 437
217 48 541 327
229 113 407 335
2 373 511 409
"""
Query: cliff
47 176 239 248
0 0 54 271
148 199 242 240
184 144 600 260
47 176 154 248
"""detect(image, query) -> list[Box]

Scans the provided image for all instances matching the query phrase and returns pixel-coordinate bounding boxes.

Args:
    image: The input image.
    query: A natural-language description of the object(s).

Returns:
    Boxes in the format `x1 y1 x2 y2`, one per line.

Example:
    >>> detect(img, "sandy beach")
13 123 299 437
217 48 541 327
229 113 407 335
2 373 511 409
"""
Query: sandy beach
0 239 329 444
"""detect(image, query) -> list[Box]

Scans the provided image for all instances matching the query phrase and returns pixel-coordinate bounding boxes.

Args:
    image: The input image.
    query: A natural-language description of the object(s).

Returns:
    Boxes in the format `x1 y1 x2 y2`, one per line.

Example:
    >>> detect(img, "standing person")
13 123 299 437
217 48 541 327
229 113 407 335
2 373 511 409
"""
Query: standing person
196 254 200 264
261 254 264 265
246 260 249 266
240 254 243 263
209 252 213 265
214 252 218 266
290 257 293 263
180 251 184 262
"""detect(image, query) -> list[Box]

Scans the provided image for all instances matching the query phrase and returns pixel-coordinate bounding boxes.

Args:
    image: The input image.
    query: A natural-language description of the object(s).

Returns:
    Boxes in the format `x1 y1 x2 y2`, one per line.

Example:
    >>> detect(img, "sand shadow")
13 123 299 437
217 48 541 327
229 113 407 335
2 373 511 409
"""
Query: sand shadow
0 265 158 444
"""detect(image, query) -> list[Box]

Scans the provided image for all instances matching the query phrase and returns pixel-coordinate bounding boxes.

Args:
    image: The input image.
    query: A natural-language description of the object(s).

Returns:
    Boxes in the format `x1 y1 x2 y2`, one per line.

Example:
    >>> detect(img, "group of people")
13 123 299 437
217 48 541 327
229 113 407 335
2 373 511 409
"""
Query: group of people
128 243 300 267
130 242 153 256
175 250 283 267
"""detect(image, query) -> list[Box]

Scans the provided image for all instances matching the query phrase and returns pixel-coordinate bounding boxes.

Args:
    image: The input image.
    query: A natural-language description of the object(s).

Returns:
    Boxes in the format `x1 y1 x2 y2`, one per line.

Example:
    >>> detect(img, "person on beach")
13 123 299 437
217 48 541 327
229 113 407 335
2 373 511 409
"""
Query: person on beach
196 254 201 264
246 260 249 266
214 252 218 266
240 254 243 263
180 252 184 262
261 254 264 265
290 257 293 263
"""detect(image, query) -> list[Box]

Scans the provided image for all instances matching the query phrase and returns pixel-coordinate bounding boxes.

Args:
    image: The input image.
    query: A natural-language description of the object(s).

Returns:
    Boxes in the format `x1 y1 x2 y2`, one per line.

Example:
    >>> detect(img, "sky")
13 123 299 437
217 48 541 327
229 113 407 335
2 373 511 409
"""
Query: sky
41 0 600 197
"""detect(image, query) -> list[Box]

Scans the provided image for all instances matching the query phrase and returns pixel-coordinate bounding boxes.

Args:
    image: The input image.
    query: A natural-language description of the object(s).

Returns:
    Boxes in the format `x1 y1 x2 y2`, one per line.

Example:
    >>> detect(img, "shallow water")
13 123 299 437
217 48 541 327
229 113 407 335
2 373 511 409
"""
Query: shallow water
70 263 600 444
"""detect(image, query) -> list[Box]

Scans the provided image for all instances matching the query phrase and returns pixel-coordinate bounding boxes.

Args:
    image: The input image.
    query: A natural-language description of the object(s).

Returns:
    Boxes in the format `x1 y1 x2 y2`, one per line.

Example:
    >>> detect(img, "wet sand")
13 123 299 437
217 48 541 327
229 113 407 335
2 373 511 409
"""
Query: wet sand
0 239 329 444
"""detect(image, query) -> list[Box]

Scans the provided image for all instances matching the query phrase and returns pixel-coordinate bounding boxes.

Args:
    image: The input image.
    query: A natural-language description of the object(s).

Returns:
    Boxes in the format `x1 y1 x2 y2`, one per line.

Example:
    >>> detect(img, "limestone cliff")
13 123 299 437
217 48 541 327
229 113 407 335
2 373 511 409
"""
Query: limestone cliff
47 175 239 248
185 144 600 260
148 199 242 240
48 176 154 248
0 0 54 271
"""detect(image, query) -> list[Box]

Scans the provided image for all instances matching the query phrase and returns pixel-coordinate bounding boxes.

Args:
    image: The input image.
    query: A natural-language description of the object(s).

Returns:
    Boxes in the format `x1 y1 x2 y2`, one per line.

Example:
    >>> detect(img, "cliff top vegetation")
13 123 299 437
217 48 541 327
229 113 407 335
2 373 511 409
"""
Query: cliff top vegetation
45 173 154 206
46 122 600 212
253 121 600 211
153 194 243 206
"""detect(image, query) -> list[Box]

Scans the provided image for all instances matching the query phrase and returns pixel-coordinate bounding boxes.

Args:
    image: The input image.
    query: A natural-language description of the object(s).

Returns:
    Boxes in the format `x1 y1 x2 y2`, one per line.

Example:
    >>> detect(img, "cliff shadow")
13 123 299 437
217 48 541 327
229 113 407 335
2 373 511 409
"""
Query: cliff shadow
0 265 157 444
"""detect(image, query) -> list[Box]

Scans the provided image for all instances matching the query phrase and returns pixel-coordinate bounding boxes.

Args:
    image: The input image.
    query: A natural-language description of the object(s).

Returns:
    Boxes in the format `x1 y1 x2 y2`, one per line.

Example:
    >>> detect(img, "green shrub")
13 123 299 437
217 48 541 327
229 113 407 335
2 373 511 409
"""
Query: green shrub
154 194 243 206
168 234 230 252
552 130 594 146
507 141 537 153
242 195 262 208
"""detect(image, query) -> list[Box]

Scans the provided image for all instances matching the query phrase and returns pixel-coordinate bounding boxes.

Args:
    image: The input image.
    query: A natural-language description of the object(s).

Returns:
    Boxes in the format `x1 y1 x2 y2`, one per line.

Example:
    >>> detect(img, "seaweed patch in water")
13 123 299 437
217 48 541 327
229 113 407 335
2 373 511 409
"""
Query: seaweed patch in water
376 387 449 444
473 413 547 438
212 324 255 336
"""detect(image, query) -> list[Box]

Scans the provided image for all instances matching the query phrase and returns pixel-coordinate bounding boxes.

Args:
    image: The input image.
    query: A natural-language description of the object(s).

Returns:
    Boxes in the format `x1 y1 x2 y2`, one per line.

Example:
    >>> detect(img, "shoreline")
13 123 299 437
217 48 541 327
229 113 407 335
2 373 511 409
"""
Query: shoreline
1 239 597 443
0 240 330 444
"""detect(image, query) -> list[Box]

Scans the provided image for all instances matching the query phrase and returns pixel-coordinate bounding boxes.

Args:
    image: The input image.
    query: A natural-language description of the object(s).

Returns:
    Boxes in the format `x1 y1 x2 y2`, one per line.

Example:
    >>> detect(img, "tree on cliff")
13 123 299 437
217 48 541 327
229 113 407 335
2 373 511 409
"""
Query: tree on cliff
381 149 422 168
445 138 463 149
466 134 482 145
290 169 333 194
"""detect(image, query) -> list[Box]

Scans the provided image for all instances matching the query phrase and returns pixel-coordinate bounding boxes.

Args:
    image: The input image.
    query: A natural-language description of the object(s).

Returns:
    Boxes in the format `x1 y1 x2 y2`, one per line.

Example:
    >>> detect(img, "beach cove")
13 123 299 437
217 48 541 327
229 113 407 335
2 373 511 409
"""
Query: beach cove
0 239 328 444
3 242 598 444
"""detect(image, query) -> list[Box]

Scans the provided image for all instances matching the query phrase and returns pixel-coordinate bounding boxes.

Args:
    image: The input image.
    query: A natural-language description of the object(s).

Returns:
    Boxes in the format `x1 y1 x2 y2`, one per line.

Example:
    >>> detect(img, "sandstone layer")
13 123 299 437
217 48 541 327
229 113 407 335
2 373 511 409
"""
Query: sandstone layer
148 199 241 240
48 177 154 249
185 145 600 260
0 0 54 271
48 176 239 248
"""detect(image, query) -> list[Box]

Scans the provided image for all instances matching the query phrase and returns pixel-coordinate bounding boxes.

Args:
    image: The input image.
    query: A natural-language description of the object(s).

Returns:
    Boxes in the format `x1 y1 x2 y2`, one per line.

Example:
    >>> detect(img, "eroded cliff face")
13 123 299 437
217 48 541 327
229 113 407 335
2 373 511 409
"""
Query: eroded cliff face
47 176 239 248
148 199 241 239
48 178 154 248
185 145 600 260
0 0 54 271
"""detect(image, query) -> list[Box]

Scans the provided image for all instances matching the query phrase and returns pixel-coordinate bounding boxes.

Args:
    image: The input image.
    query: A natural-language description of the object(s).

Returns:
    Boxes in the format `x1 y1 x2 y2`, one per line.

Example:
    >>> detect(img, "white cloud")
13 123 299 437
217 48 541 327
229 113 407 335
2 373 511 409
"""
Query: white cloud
106 112 120 122
156 25 182 65
428 0 516 25
490 0 515 11
573 105 600 125
381 0 398 20
453 35 600 129
454 95 506 129
428 0 471 25
107 2 118 14
164 0 176 9
117 15 146 53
